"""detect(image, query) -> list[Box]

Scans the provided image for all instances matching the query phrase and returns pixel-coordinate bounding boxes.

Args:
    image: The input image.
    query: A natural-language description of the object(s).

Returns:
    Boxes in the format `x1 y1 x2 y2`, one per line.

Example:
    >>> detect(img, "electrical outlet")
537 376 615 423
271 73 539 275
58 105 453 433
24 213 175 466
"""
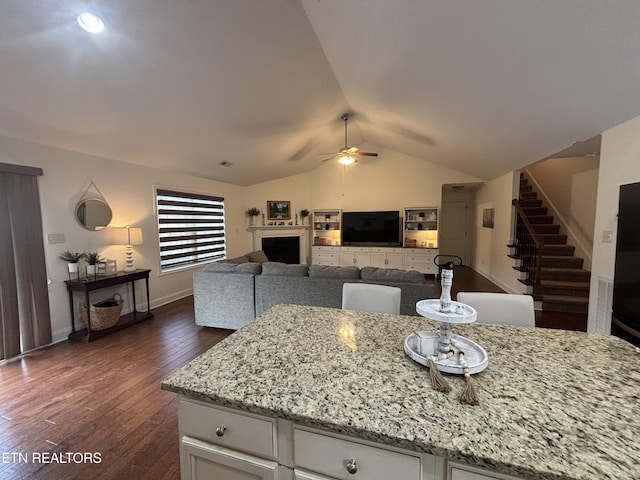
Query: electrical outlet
602 230 613 243
47 233 65 244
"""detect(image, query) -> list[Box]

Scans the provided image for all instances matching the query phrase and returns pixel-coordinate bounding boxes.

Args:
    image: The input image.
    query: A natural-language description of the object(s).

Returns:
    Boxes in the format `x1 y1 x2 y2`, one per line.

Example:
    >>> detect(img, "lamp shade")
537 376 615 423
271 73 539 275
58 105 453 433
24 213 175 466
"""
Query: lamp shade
112 226 143 246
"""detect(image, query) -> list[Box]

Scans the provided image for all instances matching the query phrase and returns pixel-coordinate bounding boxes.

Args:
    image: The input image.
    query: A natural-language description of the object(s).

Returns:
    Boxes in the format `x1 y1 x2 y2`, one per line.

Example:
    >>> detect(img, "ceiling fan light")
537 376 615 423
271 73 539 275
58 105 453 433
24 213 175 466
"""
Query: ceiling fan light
338 154 355 165
77 12 104 33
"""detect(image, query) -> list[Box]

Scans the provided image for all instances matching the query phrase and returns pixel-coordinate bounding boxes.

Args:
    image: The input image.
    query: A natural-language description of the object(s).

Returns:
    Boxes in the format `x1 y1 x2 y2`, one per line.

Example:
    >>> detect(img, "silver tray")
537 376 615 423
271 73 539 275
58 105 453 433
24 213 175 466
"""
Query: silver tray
404 331 489 375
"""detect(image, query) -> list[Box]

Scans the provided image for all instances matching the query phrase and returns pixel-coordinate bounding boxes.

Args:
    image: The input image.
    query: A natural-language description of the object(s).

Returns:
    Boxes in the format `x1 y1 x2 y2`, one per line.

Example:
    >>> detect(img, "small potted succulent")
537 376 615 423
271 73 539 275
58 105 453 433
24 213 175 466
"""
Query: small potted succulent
83 251 103 276
246 207 260 226
59 250 84 274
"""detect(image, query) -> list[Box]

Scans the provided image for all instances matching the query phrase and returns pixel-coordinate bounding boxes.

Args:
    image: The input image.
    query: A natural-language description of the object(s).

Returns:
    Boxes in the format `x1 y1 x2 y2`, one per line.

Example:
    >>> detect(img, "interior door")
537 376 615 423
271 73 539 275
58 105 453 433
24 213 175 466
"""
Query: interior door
439 201 469 264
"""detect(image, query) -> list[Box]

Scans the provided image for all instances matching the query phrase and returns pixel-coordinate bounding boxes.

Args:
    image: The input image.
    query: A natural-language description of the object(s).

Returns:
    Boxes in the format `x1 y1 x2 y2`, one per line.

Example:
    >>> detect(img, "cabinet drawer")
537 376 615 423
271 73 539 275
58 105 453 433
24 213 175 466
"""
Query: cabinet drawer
405 255 434 265
341 246 370 253
370 247 403 254
294 428 420 480
179 399 276 459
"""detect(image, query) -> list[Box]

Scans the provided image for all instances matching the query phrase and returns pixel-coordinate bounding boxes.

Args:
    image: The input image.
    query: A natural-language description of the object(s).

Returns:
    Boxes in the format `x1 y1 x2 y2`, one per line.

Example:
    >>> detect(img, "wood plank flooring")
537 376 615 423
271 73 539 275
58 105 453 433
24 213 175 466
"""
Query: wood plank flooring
0 297 230 480
0 267 586 480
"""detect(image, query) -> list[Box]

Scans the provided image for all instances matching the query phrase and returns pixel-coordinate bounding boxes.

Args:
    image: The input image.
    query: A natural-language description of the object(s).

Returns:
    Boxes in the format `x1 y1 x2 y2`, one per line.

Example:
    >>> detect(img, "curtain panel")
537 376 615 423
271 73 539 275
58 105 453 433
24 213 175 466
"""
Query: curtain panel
0 163 51 360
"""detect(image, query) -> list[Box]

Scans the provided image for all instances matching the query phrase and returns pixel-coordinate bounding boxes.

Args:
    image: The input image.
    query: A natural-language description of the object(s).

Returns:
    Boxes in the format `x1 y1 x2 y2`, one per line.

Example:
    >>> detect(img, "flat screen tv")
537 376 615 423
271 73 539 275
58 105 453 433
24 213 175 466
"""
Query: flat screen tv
342 211 401 246
612 181 640 346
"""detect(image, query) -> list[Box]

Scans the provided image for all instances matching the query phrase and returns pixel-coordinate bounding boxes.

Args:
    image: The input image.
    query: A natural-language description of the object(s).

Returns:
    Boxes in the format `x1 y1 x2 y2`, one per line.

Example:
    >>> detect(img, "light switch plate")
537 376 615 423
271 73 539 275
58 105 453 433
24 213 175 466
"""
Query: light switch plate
47 233 65 244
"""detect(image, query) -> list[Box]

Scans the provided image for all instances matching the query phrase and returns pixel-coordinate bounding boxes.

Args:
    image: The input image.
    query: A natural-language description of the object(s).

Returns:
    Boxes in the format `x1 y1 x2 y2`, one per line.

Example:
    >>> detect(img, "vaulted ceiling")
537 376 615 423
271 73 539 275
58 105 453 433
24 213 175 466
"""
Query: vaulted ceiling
1 1 638 186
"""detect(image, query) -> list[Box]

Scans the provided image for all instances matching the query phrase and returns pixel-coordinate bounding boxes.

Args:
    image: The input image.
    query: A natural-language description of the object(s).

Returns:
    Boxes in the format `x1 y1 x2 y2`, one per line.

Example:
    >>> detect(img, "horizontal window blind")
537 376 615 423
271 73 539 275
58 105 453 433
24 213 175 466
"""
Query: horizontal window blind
156 188 226 271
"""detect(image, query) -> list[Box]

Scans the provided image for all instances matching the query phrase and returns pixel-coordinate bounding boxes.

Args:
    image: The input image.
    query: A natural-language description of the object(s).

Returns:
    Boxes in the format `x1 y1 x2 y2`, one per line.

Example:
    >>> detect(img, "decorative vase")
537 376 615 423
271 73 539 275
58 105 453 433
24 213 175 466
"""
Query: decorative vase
68 262 79 273
87 264 96 275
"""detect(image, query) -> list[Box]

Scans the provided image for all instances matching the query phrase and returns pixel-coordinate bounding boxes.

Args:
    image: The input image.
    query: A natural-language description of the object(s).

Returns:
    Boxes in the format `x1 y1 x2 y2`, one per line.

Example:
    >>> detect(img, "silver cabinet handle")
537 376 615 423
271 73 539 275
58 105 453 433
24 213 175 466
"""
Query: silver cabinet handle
346 458 357 474
215 425 226 437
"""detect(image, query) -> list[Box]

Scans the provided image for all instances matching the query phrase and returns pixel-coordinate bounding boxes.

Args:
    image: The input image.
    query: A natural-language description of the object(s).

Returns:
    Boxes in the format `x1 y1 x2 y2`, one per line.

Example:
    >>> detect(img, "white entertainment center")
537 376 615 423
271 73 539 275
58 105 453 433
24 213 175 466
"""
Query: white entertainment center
311 208 440 275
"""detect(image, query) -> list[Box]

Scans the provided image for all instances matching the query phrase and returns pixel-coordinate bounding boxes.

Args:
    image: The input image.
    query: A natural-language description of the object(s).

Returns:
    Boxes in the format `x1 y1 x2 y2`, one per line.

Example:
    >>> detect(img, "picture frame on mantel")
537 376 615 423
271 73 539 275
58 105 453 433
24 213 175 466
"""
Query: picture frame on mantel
267 201 291 220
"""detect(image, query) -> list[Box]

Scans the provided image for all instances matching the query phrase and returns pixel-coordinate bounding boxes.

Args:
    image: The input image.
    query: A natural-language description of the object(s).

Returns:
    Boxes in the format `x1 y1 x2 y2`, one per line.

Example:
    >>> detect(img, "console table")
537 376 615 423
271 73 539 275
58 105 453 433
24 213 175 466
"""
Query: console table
65 269 153 342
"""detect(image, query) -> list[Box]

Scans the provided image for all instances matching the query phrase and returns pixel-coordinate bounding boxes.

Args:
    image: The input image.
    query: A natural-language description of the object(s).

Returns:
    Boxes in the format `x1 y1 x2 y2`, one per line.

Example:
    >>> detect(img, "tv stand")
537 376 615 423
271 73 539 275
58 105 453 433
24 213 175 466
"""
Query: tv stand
312 245 438 274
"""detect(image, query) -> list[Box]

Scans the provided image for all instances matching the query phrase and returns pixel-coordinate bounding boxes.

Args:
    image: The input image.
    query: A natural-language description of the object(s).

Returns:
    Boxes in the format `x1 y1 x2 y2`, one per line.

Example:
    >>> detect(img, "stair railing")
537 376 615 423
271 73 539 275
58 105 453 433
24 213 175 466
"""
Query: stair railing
512 199 544 286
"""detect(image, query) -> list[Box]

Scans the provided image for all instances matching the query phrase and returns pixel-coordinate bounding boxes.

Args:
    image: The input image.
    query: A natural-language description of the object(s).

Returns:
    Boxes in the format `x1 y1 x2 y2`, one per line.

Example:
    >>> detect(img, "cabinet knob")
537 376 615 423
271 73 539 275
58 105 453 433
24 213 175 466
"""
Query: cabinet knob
215 425 226 437
346 458 358 474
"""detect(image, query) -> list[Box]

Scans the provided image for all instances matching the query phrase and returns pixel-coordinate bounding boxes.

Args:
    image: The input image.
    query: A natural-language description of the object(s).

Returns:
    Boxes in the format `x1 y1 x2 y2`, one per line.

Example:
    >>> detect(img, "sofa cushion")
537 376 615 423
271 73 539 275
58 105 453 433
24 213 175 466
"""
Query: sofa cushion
308 265 361 279
202 261 262 274
246 250 269 263
262 262 308 276
361 266 425 283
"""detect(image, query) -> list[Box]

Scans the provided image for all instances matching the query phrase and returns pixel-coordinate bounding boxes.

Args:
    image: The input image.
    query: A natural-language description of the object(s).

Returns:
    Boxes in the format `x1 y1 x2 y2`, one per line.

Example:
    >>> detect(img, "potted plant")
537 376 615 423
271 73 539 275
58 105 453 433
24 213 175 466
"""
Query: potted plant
83 251 103 276
300 209 310 225
59 250 84 273
246 207 260 226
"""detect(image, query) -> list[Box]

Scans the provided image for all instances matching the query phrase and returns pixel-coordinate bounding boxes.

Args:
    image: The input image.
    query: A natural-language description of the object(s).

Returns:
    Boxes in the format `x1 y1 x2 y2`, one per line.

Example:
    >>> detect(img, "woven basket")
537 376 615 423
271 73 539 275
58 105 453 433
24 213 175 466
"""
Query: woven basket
80 293 123 331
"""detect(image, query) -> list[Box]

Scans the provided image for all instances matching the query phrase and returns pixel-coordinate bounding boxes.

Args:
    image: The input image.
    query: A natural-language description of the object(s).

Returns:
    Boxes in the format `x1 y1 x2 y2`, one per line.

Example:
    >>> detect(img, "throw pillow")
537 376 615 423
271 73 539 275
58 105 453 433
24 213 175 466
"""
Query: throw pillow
224 255 250 265
308 265 360 279
361 266 425 283
246 250 269 263
261 262 308 276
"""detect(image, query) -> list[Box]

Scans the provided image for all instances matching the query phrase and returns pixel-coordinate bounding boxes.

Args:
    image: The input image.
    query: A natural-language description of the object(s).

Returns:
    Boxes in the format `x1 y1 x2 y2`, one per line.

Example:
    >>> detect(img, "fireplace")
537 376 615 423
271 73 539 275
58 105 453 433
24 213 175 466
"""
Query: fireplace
249 225 310 264
262 237 300 264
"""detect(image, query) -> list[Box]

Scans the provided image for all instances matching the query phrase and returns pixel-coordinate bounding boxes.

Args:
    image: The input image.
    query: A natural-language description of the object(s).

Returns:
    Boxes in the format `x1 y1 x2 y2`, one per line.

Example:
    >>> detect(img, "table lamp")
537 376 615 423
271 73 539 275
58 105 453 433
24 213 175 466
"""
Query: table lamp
112 226 143 272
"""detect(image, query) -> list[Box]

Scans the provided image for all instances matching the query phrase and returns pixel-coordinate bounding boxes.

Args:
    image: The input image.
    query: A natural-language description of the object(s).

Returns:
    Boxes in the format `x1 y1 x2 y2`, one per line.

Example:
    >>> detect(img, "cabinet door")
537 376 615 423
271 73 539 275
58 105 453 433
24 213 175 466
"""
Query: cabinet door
370 252 387 268
353 251 371 268
386 253 404 269
182 435 279 480
339 251 355 266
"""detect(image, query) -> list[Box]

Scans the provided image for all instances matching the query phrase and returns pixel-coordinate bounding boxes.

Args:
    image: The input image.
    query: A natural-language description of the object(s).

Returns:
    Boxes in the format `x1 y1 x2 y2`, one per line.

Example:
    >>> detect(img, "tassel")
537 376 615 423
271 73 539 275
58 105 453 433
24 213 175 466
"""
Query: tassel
457 373 480 406
426 356 451 393
455 349 480 405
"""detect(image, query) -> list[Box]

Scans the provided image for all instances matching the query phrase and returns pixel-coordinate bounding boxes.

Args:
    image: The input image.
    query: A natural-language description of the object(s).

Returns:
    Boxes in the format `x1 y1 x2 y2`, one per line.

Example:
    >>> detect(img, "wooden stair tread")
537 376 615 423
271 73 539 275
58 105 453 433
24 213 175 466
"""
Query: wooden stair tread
539 279 590 288
540 294 589 305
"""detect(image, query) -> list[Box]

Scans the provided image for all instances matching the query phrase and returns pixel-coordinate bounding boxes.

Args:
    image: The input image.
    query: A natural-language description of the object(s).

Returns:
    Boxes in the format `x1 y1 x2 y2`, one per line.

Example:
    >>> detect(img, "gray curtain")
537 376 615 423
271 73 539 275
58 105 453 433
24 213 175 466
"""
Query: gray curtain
0 163 51 360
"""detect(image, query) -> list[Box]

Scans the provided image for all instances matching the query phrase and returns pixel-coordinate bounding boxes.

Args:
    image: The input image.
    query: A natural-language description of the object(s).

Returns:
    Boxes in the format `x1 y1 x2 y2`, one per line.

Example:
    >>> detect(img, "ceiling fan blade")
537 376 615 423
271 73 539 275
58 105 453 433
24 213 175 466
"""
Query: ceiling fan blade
347 146 359 153
321 155 337 163
354 151 379 157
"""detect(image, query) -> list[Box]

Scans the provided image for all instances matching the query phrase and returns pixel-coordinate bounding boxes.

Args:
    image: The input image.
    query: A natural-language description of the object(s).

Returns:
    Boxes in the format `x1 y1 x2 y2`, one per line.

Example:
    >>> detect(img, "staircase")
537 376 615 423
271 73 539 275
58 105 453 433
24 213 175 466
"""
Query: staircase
509 174 590 313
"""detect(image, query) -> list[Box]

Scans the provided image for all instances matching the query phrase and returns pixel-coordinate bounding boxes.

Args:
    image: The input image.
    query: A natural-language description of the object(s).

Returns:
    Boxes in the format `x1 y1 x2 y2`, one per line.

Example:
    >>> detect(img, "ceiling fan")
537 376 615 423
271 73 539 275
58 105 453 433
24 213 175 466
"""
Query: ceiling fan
321 113 378 165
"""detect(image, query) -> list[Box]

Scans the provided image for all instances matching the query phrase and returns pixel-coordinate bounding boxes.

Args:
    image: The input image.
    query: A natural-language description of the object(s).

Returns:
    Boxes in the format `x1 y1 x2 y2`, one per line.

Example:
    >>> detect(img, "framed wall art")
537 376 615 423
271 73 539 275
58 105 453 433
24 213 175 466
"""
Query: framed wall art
267 201 291 220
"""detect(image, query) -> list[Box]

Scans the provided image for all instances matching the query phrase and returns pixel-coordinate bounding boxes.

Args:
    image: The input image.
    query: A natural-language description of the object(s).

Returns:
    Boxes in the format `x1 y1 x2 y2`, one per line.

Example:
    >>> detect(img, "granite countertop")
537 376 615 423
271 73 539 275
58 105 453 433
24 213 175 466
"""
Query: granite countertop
161 304 640 480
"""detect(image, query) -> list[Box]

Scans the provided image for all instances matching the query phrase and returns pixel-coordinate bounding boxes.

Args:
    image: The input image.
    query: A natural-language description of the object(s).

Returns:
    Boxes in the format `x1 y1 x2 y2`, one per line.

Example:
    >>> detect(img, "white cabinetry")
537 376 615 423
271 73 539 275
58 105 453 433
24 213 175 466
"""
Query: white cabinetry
404 248 438 275
178 398 289 480
448 462 523 480
339 246 371 268
404 207 439 249
312 210 341 247
177 396 523 480
312 246 341 266
370 247 404 269
293 427 425 480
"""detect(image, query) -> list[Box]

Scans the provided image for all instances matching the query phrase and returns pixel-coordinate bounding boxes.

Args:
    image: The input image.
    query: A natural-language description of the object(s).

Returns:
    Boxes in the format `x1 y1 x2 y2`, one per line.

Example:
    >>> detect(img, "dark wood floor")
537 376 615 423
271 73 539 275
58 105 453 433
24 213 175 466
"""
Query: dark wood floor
0 267 586 479
431 266 587 331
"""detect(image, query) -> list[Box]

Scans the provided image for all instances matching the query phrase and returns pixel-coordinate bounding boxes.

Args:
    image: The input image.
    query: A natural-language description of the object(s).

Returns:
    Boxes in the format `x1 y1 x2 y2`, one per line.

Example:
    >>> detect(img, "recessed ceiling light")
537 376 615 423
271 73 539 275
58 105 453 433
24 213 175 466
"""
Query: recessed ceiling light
77 12 104 33
218 161 233 167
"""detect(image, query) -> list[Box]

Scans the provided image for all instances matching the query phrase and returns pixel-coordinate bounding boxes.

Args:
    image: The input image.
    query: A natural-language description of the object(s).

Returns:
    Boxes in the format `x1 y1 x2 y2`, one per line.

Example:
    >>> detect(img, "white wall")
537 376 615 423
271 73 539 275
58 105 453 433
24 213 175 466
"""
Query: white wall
306 144 482 211
526 156 599 270
0 135 244 343
588 115 640 333
471 172 522 294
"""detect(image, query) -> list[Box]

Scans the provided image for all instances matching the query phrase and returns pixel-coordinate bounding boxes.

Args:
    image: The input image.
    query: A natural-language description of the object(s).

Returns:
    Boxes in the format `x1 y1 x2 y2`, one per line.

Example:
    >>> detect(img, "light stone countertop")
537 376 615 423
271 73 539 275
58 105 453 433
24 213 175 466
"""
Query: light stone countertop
161 304 640 480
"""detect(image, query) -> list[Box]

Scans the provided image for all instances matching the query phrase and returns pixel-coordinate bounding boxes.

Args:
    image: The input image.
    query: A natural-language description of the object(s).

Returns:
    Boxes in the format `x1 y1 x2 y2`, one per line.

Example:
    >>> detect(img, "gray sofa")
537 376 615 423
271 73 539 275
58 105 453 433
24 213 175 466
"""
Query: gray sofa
193 252 434 330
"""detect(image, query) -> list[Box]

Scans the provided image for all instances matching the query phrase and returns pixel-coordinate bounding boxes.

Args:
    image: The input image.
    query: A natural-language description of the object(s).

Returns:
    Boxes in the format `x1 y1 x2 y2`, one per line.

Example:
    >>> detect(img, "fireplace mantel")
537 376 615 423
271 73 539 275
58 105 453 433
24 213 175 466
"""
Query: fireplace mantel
248 225 311 264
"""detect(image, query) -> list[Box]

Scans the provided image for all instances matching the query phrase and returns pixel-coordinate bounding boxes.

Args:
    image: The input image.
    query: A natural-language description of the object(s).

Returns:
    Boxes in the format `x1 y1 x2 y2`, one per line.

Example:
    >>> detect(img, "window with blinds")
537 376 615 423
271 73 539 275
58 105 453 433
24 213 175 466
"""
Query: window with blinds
156 188 226 271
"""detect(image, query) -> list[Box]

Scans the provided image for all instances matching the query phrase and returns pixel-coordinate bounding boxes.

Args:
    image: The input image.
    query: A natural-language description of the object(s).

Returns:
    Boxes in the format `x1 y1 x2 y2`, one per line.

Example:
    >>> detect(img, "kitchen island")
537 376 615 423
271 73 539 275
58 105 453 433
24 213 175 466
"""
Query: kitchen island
162 304 639 480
